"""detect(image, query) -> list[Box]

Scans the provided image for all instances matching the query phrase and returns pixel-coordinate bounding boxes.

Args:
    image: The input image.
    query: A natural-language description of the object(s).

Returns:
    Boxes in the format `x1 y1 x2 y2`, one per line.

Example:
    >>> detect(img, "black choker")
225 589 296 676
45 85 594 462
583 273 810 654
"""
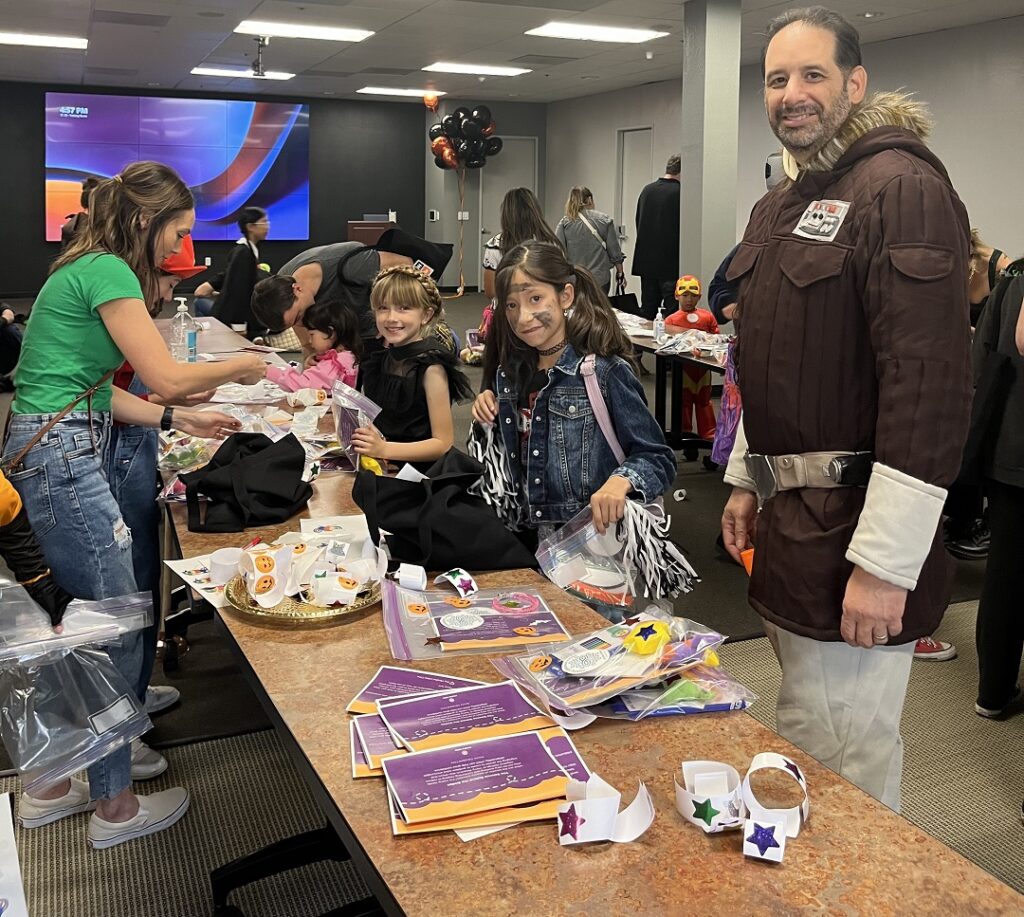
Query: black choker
537 340 567 356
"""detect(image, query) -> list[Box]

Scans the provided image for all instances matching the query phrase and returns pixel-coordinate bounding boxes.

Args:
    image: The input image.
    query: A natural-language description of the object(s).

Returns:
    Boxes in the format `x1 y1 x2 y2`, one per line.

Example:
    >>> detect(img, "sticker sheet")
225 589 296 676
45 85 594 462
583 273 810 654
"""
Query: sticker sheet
163 555 229 607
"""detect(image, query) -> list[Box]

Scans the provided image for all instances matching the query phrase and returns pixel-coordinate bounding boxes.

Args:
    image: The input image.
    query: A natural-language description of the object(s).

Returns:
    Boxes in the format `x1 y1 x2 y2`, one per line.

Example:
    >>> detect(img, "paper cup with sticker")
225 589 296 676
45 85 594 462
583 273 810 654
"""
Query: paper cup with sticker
311 567 361 606
241 545 293 608
674 761 745 834
209 547 244 586
284 542 327 595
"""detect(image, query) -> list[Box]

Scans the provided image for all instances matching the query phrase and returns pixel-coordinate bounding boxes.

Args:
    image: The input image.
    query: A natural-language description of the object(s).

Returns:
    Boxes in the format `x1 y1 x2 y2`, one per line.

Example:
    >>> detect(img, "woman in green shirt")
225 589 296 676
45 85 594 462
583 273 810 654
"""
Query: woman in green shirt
7 161 265 849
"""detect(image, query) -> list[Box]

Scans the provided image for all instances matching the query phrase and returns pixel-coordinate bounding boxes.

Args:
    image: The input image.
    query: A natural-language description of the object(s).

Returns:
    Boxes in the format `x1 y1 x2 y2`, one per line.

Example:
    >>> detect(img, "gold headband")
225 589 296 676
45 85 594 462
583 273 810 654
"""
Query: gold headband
373 264 444 315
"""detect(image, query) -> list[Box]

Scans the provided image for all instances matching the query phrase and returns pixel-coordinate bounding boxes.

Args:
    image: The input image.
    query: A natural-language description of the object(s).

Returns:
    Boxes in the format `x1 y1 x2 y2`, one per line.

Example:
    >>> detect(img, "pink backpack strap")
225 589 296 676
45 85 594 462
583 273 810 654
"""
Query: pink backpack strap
581 354 626 465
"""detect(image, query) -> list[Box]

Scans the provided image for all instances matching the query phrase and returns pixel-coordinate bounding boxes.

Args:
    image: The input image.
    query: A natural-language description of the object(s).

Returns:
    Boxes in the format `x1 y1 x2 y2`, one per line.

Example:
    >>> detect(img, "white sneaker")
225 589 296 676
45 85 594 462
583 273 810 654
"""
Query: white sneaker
131 740 169 781
144 685 180 715
87 787 190 849
19 778 96 828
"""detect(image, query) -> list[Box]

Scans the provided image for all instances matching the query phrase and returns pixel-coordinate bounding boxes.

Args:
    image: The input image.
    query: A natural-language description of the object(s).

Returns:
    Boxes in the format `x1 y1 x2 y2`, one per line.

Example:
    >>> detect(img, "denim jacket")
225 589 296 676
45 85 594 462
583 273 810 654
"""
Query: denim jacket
495 344 676 525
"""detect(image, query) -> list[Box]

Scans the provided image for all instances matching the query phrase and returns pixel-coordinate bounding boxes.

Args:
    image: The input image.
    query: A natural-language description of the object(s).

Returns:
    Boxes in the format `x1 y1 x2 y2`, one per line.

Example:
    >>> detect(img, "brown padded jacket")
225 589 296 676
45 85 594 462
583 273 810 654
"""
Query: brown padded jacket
728 94 972 643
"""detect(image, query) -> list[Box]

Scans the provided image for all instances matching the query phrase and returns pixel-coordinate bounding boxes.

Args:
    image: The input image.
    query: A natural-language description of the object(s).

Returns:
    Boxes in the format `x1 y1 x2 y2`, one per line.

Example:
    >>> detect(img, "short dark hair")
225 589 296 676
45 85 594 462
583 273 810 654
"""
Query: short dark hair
80 176 101 209
251 274 297 333
302 300 361 356
237 206 267 235
761 6 862 77
665 155 681 175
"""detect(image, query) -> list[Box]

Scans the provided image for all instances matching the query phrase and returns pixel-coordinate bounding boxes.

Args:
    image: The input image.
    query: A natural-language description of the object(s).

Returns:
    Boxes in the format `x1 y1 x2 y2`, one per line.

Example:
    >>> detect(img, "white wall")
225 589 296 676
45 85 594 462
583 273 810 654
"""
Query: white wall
550 14 1024 271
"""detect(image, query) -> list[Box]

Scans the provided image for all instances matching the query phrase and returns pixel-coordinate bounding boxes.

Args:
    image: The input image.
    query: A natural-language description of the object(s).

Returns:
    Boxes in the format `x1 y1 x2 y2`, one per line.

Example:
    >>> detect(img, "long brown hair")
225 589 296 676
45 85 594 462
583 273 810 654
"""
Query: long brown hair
564 186 593 221
52 161 194 305
499 187 561 254
484 241 636 394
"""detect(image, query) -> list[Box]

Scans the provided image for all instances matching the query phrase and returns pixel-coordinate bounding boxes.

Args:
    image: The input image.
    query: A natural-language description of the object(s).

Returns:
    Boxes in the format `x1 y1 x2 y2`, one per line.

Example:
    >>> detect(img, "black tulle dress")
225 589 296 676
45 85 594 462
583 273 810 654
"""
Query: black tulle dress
359 340 474 458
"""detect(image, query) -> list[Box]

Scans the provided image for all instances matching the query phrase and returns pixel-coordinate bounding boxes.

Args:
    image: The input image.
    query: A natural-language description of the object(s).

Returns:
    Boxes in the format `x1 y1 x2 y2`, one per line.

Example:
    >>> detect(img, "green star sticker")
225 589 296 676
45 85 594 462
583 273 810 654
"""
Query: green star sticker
691 798 720 827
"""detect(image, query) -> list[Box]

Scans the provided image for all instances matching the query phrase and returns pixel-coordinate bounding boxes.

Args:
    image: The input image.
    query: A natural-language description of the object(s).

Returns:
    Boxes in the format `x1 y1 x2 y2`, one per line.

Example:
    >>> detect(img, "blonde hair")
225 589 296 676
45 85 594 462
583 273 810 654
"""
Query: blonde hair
52 161 193 305
370 265 446 331
564 186 593 221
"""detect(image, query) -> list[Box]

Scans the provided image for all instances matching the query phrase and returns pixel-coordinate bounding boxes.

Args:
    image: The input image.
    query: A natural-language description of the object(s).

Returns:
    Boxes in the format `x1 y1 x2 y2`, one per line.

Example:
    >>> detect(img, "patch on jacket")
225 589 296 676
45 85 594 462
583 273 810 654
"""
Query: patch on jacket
792 200 851 241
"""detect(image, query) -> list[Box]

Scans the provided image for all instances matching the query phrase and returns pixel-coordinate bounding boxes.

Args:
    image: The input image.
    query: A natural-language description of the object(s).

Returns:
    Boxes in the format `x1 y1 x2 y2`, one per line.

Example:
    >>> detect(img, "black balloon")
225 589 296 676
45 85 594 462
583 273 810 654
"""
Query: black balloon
455 139 472 159
484 136 503 156
468 138 485 157
442 114 461 138
471 105 492 125
465 157 486 169
461 117 483 140
428 122 445 141
452 106 471 123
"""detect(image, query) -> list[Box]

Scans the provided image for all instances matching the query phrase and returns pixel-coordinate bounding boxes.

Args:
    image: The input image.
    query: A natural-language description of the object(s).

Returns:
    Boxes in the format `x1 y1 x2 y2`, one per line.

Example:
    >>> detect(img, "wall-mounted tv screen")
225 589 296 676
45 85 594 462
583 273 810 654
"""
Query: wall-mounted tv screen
45 92 310 242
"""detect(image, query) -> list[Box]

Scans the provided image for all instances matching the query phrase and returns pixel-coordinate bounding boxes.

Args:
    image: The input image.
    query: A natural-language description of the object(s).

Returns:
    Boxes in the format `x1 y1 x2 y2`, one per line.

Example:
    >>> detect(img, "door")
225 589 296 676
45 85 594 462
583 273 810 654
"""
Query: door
616 127 653 295
479 136 538 290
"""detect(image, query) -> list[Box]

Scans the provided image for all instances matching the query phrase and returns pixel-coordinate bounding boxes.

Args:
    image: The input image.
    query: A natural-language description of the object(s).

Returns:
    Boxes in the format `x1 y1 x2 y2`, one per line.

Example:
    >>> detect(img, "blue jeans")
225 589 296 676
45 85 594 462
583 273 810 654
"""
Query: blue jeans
107 421 161 702
194 297 215 317
4 411 140 800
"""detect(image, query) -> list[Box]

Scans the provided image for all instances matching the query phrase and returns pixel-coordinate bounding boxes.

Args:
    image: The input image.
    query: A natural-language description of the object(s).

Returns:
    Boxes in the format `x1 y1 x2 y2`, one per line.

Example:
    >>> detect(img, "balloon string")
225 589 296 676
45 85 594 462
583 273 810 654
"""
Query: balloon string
444 168 466 301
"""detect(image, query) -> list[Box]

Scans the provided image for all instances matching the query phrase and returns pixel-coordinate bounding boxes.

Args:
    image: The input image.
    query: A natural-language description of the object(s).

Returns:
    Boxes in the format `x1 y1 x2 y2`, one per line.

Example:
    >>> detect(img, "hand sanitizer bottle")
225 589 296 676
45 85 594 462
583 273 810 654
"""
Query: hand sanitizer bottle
653 306 666 343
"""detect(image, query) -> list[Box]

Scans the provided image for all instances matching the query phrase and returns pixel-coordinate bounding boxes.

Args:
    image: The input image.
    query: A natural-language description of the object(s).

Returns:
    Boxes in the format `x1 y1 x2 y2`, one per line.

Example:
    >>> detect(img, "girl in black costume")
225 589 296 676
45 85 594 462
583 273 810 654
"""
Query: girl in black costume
353 266 472 469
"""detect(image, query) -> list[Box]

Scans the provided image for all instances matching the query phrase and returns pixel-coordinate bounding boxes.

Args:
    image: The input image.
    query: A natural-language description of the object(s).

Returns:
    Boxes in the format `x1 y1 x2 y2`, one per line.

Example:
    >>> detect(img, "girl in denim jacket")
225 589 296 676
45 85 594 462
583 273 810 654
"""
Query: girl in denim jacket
473 241 675 535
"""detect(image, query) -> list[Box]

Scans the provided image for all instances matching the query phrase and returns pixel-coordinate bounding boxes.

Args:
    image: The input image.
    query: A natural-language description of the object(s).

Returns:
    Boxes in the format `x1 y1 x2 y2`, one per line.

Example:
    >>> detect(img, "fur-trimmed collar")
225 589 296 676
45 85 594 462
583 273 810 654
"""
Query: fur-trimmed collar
782 90 933 179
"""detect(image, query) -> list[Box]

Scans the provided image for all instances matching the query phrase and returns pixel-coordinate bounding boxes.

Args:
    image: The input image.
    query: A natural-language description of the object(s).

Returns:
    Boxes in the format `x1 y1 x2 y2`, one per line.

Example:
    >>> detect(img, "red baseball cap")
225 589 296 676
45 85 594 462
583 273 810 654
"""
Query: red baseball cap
160 235 205 279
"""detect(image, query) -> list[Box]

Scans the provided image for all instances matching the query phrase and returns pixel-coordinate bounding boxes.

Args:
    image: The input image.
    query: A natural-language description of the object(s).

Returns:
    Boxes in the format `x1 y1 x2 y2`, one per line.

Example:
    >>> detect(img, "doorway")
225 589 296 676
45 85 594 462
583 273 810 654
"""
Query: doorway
616 127 653 295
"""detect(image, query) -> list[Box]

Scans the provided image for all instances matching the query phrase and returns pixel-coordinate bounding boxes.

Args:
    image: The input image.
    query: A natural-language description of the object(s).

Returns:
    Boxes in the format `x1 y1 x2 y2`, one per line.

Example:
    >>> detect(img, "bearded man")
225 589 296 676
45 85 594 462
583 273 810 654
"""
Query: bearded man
720 6 971 810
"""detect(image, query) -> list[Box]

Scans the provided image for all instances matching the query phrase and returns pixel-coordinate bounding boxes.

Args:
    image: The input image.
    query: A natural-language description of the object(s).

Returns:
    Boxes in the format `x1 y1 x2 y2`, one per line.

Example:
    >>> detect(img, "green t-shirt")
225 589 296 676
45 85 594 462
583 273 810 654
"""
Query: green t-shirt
13 253 142 415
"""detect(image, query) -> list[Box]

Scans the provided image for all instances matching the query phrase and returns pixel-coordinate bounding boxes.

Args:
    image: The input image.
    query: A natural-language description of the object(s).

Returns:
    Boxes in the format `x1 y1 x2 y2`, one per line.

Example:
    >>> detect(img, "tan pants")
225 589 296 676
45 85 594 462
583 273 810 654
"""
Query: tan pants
764 622 915 812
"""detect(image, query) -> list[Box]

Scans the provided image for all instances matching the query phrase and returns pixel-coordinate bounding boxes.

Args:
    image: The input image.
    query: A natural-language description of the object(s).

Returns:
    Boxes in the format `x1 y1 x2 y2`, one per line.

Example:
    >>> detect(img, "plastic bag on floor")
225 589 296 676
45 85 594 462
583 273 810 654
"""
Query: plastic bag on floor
0 587 153 794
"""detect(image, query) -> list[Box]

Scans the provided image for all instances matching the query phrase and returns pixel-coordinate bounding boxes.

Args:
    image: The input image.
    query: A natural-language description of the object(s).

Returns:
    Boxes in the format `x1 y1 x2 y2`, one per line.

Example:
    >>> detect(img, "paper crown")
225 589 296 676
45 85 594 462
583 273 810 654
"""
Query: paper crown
675 275 701 297
160 235 205 279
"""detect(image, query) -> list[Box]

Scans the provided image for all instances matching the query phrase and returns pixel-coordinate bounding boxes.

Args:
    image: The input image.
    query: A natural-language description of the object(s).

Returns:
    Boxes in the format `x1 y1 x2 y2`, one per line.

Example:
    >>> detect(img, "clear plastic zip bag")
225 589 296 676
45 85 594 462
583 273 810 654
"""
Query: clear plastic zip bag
0 586 153 794
332 380 382 470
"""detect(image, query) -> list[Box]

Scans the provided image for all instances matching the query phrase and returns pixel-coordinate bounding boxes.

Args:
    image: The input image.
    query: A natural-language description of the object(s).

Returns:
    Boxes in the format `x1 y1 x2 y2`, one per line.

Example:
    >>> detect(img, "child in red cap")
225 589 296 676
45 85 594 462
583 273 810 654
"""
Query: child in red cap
666 275 718 441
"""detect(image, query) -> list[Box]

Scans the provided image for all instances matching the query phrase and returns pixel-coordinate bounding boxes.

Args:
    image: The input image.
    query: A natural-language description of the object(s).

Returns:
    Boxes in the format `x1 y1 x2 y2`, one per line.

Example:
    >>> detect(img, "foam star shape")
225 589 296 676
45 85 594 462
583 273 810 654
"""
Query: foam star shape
559 803 586 839
747 822 780 857
691 797 720 827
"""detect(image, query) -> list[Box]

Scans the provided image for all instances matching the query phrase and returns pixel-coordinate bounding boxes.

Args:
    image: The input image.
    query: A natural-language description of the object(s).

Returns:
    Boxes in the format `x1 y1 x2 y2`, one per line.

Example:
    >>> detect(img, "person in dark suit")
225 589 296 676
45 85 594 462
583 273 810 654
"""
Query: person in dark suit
631 155 681 319
212 206 270 338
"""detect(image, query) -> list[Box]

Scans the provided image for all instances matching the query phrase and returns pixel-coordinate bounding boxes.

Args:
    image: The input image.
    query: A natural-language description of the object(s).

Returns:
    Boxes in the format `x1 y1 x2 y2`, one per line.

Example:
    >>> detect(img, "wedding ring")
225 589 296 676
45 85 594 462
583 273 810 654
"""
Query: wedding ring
873 630 889 644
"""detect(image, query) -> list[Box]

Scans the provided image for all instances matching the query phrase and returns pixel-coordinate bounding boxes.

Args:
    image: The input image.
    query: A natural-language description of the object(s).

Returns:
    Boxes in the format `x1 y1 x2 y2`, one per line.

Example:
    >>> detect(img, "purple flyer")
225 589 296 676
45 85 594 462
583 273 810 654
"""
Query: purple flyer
377 681 555 752
430 607 568 652
350 720 379 778
382 732 569 824
352 714 405 770
347 666 485 714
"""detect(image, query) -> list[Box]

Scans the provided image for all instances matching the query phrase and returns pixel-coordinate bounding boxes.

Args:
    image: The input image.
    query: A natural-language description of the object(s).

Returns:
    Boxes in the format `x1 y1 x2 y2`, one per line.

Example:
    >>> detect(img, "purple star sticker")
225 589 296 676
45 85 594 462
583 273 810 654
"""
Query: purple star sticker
558 803 586 840
457 578 475 595
746 822 780 857
782 758 803 783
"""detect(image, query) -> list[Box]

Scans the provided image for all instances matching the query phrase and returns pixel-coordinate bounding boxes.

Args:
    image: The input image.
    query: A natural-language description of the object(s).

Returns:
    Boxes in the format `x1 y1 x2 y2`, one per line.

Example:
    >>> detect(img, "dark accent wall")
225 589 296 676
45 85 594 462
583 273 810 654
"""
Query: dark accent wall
0 81 426 297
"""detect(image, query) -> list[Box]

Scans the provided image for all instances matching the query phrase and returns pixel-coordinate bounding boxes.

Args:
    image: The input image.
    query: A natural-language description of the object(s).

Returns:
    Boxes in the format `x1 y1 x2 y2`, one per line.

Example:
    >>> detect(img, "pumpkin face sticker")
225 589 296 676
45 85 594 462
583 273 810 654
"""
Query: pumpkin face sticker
445 596 473 608
337 576 359 590
291 543 307 555
407 603 429 616
255 555 275 573
254 575 275 595
529 655 552 672
514 626 538 636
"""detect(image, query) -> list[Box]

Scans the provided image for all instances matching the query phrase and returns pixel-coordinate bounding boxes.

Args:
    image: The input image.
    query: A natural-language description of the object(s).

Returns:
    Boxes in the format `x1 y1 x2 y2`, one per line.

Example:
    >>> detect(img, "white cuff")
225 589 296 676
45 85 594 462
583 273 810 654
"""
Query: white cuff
722 413 757 492
845 463 947 590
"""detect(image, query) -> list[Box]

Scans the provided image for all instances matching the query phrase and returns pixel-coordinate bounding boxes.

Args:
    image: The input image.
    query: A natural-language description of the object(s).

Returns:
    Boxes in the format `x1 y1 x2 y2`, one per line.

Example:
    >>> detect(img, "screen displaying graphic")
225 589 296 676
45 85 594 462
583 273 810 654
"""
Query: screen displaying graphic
45 92 310 241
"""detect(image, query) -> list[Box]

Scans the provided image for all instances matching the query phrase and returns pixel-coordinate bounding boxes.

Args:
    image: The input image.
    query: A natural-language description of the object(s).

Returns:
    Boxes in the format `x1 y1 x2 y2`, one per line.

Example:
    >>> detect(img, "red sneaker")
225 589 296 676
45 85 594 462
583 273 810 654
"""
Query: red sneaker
914 635 956 661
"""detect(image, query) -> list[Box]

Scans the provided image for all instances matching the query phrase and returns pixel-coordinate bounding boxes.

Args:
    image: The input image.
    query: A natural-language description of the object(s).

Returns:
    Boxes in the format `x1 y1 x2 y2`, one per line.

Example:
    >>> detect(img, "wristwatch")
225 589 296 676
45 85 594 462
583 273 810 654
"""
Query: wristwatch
160 406 174 432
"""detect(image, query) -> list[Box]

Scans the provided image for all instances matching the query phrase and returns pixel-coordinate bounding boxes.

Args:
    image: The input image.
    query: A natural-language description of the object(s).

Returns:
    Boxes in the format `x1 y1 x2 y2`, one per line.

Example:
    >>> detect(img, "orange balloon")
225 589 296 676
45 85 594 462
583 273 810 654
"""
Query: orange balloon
431 136 453 157
441 146 459 170
481 120 497 138
423 93 440 112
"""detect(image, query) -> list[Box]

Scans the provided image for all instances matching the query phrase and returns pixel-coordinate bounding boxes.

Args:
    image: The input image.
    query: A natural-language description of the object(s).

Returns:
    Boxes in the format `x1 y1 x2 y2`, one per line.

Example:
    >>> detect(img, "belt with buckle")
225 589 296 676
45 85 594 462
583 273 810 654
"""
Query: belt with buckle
744 451 873 503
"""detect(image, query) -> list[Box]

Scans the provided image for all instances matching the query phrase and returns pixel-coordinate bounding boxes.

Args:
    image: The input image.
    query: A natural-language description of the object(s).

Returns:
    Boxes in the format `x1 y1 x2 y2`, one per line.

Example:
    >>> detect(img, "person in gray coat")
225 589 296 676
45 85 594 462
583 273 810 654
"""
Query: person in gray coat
554 187 624 293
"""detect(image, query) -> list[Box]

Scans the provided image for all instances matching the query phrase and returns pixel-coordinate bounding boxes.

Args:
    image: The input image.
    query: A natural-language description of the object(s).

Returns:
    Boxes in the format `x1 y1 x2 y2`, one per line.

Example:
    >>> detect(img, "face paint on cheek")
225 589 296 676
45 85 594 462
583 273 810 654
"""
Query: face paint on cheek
535 312 554 328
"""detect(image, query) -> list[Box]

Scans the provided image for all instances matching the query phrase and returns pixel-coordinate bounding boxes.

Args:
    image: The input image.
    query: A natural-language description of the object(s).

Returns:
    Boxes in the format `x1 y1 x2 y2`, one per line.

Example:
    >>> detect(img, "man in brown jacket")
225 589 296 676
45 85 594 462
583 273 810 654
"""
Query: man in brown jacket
720 6 971 810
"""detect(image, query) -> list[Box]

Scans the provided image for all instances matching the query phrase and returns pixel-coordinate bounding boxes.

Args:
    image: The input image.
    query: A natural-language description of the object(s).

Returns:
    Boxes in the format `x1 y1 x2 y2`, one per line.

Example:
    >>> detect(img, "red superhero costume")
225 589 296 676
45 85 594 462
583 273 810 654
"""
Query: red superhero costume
666 275 719 439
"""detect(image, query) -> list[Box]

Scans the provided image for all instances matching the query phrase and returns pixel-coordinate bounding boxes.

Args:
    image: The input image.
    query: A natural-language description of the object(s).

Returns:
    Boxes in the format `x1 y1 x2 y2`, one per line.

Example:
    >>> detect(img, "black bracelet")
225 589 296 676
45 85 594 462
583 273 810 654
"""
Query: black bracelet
160 406 174 431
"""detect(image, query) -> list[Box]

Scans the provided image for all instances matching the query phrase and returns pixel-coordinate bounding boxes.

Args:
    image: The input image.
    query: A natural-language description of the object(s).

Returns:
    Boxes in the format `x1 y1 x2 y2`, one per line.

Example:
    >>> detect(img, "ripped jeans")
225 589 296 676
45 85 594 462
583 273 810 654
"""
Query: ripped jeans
4 411 141 800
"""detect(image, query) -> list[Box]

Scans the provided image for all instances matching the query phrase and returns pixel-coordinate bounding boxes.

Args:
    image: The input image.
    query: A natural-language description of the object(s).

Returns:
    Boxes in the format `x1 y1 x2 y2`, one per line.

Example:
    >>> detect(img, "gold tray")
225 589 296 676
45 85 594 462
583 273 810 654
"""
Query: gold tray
223 574 381 629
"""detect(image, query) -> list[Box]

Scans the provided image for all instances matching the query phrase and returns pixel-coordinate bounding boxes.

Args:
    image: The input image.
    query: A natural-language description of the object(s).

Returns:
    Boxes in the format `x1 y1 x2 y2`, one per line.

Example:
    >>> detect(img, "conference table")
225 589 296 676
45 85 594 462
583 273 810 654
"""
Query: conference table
163 321 1022 916
616 312 726 461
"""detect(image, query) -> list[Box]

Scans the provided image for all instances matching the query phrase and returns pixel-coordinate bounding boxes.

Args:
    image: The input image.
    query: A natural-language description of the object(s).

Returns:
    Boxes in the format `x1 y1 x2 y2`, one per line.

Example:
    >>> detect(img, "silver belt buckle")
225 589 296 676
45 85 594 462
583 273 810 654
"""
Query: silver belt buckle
744 453 778 503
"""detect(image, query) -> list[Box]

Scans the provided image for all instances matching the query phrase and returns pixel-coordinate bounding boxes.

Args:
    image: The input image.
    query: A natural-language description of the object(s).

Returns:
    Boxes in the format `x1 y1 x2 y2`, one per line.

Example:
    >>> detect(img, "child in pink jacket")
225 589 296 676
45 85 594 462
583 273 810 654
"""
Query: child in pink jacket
266 301 359 392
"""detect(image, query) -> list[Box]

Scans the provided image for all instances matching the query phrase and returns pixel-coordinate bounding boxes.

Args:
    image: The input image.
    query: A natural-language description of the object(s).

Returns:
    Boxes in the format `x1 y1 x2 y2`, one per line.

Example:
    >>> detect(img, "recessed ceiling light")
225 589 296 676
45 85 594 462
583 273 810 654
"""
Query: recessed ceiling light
860 11 884 18
525 22 668 43
191 66 295 80
235 20 373 42
0 31 87 49
423 62 531 76
356 87 447 97
147 82 161 87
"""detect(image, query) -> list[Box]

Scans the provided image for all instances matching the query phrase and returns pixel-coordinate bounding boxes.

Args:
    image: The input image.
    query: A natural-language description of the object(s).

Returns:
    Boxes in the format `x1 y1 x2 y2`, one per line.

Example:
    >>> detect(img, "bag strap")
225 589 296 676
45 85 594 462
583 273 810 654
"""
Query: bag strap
580 355 626 465
988 249 1004 292
577 212 607 251
2 369 116 474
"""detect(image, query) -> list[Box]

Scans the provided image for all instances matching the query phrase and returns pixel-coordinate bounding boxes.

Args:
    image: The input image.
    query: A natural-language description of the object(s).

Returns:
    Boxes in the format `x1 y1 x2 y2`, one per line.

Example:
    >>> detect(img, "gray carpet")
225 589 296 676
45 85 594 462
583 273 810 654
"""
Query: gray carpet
719 600 1024 894
11 731 370 917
